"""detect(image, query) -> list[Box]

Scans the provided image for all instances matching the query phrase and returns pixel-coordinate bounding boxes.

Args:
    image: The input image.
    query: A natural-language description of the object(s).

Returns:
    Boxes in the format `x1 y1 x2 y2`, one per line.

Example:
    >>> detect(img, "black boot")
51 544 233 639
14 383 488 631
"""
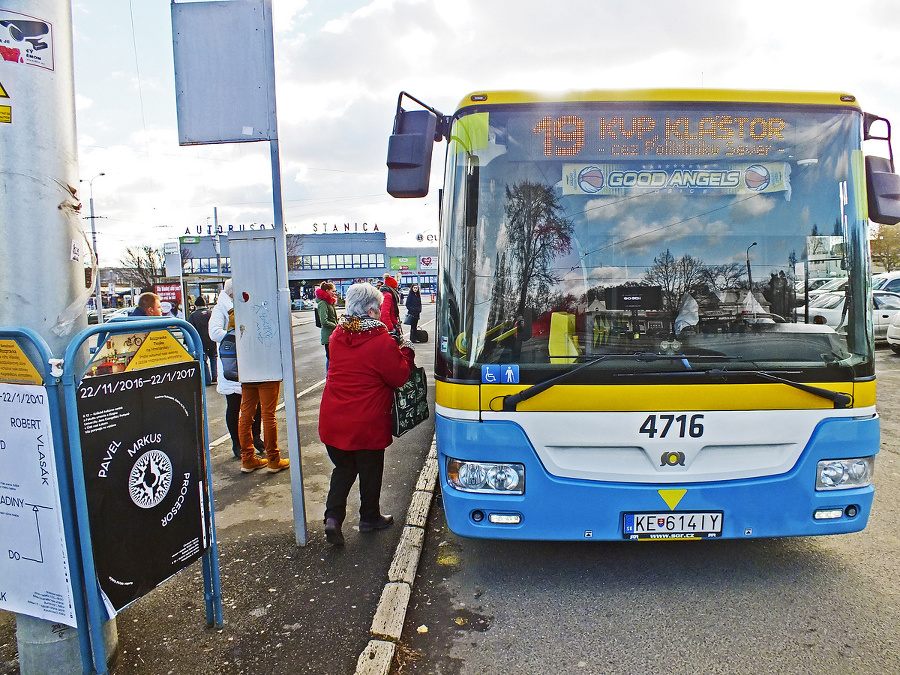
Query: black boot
324 518 344 545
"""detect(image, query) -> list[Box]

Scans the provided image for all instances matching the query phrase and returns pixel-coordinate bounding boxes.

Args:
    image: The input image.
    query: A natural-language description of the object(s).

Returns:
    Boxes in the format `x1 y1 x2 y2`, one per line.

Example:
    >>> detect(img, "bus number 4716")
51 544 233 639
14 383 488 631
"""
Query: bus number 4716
639 414 704 439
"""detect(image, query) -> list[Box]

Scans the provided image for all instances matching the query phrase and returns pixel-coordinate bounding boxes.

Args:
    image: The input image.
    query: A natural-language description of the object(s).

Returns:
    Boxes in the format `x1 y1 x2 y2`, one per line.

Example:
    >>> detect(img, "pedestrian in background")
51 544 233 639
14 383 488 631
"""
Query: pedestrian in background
188 296 217 385
237 357 290 474
318 282 415 545
380 274 402 335
315 281 339 371
405 283 422 341
208 279 265 463
130 292 162 317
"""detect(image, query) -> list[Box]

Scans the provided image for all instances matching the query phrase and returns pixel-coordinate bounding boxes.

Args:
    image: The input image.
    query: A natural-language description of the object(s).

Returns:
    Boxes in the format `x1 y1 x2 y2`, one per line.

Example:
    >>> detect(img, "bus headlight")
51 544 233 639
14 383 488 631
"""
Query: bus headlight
447 458 525 494
815 457 874 490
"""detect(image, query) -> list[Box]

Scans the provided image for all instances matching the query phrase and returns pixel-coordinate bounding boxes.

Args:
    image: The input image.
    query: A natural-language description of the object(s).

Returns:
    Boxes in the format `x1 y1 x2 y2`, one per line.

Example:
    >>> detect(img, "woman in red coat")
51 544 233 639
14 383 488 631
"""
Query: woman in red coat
379 274 402 333
318 282 415 545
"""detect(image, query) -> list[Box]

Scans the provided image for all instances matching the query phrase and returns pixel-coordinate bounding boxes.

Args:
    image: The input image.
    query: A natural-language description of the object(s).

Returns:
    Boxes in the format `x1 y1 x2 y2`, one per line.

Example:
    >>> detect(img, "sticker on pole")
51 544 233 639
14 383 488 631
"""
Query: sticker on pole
0 10 55 71
76 361 210 613
0 339 42 384
0 382 77 626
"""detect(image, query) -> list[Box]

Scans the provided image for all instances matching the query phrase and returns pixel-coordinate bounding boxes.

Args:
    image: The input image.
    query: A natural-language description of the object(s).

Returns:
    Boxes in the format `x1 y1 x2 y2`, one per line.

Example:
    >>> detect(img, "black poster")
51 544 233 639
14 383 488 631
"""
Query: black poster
76 361 210 612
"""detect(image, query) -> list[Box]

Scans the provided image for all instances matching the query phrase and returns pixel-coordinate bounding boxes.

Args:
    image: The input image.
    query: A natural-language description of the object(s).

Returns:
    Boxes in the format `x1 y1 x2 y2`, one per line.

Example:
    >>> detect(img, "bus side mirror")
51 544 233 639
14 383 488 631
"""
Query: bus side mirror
387 109 437 198
866 155 900 225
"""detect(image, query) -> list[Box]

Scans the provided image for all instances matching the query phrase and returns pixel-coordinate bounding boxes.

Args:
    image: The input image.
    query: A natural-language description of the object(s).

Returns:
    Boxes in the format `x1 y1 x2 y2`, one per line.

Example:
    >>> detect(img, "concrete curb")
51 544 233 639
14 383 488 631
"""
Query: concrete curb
355 435 438 675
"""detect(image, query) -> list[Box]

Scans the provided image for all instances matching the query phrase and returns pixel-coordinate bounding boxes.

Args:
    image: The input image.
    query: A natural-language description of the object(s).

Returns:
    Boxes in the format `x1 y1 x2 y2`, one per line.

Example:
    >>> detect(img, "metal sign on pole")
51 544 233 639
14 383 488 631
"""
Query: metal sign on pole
171 0 307 544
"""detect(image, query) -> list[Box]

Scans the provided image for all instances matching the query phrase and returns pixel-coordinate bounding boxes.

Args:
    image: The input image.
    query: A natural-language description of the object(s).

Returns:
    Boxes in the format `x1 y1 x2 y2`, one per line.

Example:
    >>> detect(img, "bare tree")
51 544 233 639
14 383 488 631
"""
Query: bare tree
505 181 574 319
119 245 165 291
286 233 303 271
644 249 705 319
702 262 745 292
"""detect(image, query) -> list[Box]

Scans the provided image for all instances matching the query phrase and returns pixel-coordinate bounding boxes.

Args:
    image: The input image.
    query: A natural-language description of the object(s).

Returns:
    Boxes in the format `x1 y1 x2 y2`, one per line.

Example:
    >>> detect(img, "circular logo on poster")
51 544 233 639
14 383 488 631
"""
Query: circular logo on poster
128 449 173 509
577 166 604 193
744 164 770 191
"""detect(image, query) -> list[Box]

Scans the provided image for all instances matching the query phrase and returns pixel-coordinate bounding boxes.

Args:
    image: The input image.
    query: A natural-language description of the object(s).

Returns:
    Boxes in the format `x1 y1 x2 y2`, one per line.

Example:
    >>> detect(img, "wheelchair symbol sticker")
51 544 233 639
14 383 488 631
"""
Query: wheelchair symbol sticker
482 365 519 384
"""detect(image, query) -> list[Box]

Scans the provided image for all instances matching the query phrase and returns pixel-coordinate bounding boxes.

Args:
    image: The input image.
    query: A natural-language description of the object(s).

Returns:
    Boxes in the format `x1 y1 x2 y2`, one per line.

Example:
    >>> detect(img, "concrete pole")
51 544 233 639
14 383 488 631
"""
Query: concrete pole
0 0 87 353
86 173 105 323
0 0 118 671
214 207 222 284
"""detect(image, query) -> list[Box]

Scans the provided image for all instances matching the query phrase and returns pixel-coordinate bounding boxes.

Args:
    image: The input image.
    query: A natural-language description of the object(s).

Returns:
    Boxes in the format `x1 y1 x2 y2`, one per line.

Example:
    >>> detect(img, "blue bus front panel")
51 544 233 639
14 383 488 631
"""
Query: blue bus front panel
435 414 878 541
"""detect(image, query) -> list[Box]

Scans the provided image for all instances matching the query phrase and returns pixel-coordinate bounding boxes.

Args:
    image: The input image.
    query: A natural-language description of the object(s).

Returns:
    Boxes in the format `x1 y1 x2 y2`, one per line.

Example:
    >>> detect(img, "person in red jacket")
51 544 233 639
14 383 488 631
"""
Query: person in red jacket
318 282 415 545
379 274 402 334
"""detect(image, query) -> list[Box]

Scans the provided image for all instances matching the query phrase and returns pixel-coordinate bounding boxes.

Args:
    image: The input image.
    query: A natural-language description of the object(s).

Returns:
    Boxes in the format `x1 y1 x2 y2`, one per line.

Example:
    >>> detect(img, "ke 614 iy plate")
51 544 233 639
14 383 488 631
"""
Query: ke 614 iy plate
623 512 723 540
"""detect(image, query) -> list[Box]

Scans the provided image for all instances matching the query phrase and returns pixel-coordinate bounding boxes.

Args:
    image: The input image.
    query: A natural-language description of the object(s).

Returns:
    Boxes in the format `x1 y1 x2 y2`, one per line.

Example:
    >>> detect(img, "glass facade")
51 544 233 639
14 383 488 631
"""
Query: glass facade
184 257 231 274
288 253 385 271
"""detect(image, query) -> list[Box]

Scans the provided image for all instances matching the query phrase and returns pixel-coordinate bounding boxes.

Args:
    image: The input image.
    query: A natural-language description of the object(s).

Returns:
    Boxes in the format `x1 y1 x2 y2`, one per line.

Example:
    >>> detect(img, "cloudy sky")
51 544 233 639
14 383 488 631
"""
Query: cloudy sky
69 0 900 265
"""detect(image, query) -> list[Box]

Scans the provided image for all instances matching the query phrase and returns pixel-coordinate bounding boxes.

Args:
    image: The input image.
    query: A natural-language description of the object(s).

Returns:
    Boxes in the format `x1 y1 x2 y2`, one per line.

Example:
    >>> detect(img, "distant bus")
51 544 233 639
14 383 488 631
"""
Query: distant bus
387 89 900 540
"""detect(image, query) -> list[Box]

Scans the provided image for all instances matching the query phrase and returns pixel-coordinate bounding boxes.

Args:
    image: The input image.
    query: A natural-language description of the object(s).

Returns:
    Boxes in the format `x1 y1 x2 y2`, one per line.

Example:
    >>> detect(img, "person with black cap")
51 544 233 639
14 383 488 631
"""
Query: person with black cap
188 296 217 384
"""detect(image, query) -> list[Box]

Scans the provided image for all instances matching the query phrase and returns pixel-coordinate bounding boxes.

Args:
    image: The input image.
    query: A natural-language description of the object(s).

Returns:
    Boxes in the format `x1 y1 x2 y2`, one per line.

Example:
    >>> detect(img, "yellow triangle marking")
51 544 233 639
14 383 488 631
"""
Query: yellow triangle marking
658 489 688 511
0 81 8 98
0 339 42 385
125 330 193 371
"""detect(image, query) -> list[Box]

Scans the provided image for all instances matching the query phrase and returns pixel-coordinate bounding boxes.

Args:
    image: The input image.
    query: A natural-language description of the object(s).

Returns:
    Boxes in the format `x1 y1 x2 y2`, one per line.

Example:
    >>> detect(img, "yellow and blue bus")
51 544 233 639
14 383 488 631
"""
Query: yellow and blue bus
387 89 900 540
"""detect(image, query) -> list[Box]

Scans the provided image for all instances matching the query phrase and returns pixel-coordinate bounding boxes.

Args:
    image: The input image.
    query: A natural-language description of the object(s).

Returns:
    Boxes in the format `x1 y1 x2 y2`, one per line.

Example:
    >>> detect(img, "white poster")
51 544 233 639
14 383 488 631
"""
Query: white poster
0 383 76 627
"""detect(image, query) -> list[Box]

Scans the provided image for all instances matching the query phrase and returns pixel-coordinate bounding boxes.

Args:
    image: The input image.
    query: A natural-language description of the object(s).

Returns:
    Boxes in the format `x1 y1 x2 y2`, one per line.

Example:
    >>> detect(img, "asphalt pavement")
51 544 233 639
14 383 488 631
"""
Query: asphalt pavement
0 308 438 675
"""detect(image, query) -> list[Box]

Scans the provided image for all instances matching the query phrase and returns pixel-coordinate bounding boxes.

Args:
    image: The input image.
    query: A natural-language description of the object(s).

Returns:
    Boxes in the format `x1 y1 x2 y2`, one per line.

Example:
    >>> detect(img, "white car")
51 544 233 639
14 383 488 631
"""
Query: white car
806 292 847 330
873 271 900 294
794 277 830 295
807 276 848 299
886 303 900 353
808 290 900 341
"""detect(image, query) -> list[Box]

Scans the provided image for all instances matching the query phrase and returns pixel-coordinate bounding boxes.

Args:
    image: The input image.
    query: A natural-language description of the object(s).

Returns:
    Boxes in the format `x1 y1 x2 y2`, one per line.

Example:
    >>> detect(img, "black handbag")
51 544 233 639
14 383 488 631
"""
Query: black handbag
392 366 429 437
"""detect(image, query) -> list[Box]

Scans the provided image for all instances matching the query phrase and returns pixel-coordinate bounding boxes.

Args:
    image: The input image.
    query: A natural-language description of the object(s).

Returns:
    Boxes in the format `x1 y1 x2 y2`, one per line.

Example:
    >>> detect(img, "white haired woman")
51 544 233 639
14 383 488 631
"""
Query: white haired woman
318 282 415 545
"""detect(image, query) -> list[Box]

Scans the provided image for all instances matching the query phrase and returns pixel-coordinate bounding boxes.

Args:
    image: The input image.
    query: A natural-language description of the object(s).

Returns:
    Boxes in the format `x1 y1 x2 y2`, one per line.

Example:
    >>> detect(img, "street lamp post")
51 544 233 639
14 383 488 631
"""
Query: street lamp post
82 172 106 322
746 241 758 289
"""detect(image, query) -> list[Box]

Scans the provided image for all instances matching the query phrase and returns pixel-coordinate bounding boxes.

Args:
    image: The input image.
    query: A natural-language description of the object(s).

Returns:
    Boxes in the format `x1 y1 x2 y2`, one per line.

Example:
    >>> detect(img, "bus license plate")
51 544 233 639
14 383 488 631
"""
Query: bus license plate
623 512 723 540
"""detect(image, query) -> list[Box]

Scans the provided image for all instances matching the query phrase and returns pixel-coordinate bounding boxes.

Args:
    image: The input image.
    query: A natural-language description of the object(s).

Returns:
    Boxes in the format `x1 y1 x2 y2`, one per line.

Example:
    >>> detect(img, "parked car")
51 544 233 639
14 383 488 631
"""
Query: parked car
809 290 900 341
87 306 134 324
873 271 900 294
794 277 830 295
106 307 134 320
886 311 900 353
807 276 848 300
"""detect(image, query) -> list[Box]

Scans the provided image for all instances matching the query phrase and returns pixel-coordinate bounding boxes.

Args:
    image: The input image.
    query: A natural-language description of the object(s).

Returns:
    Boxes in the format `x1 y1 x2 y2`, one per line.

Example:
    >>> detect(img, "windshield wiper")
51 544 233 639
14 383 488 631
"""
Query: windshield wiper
499 353 735 412
706 368 851 409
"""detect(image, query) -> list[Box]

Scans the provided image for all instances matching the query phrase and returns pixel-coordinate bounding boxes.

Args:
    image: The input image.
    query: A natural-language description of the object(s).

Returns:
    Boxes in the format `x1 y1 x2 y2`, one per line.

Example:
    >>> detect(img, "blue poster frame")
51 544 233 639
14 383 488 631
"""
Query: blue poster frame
0 327 92 672
61 318 224 674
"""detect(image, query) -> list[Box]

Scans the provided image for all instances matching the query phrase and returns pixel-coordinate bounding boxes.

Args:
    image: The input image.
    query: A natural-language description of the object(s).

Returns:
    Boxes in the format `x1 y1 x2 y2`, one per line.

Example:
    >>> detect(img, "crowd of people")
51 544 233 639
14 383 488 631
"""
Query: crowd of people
118 275 426 544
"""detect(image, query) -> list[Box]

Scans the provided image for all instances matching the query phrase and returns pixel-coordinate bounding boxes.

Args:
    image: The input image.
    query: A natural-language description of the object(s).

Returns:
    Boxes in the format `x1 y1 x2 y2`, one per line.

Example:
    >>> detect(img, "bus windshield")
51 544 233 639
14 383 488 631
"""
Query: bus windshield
437 101 872 383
